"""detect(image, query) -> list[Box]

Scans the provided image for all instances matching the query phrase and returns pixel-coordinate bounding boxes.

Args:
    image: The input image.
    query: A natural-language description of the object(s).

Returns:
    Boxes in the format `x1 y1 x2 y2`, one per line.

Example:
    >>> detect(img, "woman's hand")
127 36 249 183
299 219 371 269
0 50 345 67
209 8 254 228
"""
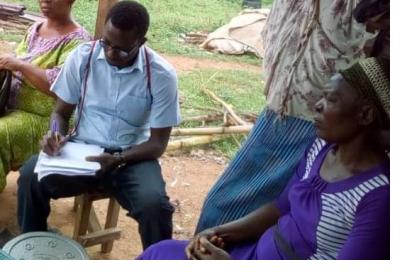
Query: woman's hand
191 237 231 260
185 228 225 260
0 55 23 71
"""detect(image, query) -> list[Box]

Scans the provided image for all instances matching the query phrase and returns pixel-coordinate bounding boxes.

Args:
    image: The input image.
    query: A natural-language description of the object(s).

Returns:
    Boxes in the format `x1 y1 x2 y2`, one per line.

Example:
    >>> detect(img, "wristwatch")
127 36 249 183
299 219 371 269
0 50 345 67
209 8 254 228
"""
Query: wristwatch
113 152 126 168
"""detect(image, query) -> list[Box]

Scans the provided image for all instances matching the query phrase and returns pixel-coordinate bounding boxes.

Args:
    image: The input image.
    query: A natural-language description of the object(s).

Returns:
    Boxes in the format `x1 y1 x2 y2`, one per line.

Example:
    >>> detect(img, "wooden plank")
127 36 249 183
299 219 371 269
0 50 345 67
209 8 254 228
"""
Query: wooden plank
88 206 103 233
72 194 92 240
78 228 121 248
73 196 80 212
101 198 121 253
94 0 118 39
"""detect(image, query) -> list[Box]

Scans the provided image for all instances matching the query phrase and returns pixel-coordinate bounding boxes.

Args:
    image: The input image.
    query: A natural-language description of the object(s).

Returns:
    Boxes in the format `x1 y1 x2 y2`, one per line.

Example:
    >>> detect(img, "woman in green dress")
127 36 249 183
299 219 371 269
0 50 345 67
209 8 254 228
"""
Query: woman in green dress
0 0 91 192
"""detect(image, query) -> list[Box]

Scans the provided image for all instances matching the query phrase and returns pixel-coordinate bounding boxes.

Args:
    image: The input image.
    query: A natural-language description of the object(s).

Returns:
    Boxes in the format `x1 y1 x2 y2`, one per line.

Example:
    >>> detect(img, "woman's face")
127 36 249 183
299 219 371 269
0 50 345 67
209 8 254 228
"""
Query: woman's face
313 74 367 143
38 0 73 19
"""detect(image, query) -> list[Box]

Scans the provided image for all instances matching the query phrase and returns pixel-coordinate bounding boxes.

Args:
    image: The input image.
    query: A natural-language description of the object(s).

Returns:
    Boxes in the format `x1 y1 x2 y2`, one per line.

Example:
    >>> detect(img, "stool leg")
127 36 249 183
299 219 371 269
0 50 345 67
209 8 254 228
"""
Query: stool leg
73 194 92 241
73 196 80 212
88 207 102 233
101 198 121 253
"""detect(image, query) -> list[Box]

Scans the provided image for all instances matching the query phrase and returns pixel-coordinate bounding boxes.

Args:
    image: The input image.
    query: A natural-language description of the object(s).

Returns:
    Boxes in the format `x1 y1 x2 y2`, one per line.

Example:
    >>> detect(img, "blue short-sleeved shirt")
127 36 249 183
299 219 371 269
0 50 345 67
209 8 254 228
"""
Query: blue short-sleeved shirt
51 41 181 149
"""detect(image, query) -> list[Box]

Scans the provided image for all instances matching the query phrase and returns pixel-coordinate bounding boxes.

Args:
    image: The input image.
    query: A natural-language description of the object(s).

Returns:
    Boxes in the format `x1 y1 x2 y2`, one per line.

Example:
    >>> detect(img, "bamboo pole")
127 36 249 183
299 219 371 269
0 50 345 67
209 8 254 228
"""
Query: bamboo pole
171 125 252 136
180 112 256 124
166 135 228 151
182 113 223 123
180 105 223 114
202 88 249 126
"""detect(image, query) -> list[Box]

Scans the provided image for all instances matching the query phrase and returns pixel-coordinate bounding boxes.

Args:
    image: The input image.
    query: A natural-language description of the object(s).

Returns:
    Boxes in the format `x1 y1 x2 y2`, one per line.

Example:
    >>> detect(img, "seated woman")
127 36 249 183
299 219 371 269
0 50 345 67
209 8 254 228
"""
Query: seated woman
0 0 91 192
138 57 390 260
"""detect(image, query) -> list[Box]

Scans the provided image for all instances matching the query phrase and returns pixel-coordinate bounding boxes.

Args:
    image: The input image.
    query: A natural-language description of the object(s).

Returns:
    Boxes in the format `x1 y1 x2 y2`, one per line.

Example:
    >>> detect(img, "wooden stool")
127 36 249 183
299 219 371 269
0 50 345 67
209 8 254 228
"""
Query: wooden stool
72 192 121 253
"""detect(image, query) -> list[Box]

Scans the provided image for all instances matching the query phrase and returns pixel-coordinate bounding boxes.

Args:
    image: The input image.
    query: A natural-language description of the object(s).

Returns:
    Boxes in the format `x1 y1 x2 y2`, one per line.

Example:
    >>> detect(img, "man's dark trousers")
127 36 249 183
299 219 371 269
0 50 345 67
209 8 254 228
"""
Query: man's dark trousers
17 155 174 250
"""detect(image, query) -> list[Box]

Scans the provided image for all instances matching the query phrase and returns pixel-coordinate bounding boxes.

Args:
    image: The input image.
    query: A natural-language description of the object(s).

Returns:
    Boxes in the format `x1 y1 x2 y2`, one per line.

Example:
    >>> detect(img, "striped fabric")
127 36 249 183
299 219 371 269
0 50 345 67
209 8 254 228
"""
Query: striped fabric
196 108 316 232
301 147 391 260
302 138 327 180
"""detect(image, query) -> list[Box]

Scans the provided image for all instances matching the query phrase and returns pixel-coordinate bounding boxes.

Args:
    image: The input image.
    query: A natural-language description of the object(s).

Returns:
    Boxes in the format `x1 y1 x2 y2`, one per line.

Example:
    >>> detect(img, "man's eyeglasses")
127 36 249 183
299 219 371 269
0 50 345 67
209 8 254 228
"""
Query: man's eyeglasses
99 39 140 58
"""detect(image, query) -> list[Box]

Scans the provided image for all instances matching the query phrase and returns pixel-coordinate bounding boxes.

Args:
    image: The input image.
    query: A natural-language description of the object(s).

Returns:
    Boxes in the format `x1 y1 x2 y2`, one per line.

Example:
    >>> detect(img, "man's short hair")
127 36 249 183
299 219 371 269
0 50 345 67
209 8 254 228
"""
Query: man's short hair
105 1 150 39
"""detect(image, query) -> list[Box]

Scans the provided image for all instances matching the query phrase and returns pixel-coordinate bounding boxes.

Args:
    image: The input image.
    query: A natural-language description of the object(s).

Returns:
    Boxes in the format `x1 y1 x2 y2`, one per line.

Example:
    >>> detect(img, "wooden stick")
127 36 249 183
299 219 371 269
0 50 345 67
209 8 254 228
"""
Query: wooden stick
0 19 28 29
232 134 243 147
0 3 25 16
202 88 249 126
182 113 223 123
241 113 258 122
166 135 228 151
171 125 253 136
181 104 223 114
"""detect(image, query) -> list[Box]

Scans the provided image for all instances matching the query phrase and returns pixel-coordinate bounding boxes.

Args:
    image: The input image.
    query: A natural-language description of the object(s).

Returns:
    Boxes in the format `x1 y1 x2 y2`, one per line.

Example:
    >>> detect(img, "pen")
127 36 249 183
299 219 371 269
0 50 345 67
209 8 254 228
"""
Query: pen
52 119 59 143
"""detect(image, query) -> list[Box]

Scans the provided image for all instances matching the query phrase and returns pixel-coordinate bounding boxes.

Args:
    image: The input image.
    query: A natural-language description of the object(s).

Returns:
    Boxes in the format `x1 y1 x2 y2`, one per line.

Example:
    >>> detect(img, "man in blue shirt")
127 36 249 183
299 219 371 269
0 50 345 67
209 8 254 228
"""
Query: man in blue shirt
17 1 180 250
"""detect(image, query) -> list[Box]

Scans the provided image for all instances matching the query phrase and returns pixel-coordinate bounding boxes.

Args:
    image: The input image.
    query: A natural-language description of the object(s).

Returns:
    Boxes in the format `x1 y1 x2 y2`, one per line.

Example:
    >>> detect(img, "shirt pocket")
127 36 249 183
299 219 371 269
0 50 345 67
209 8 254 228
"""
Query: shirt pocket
117 95 151 127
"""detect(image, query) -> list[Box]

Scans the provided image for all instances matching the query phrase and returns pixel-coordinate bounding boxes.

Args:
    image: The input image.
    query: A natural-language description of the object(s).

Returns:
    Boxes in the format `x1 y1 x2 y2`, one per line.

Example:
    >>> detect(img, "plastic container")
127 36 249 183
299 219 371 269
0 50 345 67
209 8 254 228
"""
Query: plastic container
2 231 89 260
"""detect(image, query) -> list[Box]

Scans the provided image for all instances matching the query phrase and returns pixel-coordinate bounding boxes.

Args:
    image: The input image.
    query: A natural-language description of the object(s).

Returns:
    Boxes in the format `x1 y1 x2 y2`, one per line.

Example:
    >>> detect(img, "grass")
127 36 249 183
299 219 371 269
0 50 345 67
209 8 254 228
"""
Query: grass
178 69 265 158
179 69 265 116
2 0 273 65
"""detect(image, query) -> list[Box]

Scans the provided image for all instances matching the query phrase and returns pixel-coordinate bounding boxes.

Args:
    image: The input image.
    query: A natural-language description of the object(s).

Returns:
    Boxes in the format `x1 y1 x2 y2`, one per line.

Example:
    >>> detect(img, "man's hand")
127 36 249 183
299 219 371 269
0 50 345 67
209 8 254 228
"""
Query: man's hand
0 55 23 71
185 228 225 260
40 130 68 156
86 153 119 174
191 237 231 260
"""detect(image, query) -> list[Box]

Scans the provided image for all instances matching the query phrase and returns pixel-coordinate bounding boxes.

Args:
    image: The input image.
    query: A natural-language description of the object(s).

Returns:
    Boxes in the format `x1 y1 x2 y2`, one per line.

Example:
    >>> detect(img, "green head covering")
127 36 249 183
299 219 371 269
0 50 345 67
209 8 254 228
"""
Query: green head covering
340 57 390 117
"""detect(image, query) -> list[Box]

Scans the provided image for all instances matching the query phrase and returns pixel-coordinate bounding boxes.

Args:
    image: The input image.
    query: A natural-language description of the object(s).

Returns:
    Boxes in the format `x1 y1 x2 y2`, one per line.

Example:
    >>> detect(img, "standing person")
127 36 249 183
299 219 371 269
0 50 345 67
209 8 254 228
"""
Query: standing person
17 1 180 250
196 0 376 232
0 0 91 193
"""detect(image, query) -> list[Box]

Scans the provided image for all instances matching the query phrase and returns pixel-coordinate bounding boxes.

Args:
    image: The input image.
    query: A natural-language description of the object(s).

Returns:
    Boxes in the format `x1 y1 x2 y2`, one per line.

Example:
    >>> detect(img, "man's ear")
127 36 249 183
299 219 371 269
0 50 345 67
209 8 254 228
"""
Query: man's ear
358 104 376 126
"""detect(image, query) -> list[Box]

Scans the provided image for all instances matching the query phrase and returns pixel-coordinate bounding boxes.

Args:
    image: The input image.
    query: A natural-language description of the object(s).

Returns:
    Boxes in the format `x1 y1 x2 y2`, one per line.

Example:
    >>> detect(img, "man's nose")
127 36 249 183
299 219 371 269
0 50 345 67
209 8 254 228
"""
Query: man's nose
105 48 119 60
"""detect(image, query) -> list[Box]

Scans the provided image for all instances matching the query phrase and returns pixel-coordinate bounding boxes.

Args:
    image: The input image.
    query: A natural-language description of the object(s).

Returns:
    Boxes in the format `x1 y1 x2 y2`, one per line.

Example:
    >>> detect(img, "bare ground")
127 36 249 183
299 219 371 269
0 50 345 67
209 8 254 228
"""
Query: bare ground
0 153 226 259
162 54 261 74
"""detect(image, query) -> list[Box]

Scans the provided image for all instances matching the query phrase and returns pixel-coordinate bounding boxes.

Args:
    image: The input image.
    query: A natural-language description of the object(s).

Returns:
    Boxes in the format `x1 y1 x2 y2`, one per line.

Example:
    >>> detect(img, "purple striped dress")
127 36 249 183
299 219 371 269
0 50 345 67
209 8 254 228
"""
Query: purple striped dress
138 139 390 260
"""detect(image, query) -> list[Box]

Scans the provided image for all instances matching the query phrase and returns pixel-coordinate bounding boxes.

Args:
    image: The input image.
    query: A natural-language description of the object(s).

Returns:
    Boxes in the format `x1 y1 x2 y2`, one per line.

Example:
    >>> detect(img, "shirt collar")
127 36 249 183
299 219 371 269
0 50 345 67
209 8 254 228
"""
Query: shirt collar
96 41 145 73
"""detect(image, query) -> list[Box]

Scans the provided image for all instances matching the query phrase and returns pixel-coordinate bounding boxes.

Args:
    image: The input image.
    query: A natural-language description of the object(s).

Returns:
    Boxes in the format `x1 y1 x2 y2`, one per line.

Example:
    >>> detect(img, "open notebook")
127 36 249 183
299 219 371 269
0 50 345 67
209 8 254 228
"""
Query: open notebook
34 142 104 180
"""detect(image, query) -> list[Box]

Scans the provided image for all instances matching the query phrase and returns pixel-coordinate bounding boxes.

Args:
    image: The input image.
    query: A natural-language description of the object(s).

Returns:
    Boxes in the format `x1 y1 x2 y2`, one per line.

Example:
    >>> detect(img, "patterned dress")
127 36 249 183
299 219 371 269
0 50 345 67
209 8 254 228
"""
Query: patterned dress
262 0 375 120
0 22 91 192
139 139 390 260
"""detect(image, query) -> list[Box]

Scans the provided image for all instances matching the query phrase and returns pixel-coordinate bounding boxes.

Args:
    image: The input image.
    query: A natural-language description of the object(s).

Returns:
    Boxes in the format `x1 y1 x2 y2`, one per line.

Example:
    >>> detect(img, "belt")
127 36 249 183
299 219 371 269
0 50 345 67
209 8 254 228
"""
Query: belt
104 148 123 154
272 225 302 260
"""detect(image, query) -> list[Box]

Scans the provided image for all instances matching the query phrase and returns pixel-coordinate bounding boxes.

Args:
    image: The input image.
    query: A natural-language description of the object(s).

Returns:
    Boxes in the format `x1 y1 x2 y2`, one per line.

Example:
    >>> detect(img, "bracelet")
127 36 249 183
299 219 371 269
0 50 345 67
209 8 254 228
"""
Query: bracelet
113 152 126 168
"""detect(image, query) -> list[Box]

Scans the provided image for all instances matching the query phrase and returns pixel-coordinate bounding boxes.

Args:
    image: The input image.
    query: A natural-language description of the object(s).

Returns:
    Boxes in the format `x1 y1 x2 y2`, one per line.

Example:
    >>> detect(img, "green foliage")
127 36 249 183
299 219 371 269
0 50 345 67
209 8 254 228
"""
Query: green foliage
2 0 274 64
179 69 265 117
178 69 265 158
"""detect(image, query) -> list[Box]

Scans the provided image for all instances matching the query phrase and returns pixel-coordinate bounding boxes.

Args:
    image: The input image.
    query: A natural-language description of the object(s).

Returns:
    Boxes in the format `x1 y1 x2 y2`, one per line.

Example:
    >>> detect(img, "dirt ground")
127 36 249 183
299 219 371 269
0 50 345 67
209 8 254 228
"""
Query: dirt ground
163 54 261 74
0 152 226 259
